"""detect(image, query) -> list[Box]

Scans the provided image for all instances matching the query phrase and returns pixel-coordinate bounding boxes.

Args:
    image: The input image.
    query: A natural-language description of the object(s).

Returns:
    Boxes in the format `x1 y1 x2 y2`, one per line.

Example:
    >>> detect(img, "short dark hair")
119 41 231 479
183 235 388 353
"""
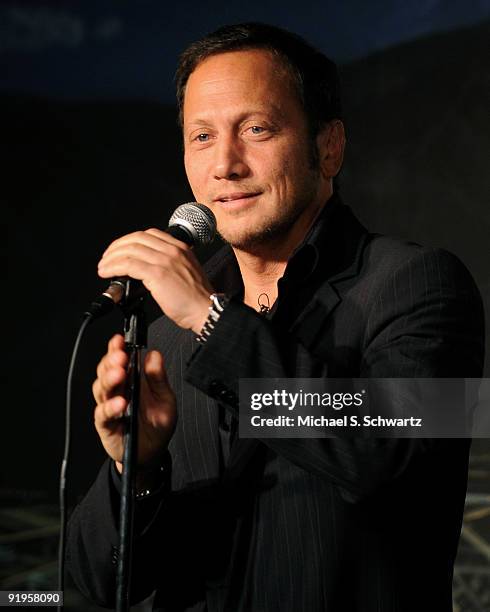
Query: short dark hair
175 22 342 140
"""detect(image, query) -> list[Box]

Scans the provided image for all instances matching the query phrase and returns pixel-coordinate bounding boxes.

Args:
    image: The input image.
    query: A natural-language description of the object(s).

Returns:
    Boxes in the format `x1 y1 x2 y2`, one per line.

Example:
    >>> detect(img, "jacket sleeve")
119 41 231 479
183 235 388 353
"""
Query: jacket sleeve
66 458 171 607
66 455 227 609
184 247 485 502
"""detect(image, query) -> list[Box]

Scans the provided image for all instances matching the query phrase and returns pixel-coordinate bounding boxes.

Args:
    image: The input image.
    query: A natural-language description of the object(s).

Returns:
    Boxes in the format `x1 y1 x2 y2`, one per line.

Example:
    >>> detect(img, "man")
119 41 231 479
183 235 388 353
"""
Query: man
66 23 484 612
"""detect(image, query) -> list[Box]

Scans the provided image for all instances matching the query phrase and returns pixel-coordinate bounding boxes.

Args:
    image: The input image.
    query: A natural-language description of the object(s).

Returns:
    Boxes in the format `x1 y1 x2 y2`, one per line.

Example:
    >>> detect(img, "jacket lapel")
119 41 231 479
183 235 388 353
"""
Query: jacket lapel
211 199 370 485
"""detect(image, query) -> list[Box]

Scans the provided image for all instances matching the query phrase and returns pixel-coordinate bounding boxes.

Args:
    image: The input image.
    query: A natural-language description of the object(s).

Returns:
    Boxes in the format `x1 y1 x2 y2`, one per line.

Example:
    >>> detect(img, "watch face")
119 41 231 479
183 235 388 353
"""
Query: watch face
211 293 228 311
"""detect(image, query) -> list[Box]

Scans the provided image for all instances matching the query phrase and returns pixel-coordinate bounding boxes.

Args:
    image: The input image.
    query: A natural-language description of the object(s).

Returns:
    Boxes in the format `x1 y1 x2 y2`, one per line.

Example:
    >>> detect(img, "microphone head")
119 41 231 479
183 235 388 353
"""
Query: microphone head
168 202 216 246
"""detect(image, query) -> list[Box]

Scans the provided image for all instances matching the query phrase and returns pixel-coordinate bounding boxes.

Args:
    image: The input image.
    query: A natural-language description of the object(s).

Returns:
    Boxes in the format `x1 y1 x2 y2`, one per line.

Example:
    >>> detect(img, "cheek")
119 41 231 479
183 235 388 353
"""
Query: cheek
268 141 306 193
269 155 298 202
184 155 204 197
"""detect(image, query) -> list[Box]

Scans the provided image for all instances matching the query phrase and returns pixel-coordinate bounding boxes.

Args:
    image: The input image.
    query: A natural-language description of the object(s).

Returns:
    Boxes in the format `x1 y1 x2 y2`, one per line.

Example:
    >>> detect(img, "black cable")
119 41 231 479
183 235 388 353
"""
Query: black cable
57 313 93 611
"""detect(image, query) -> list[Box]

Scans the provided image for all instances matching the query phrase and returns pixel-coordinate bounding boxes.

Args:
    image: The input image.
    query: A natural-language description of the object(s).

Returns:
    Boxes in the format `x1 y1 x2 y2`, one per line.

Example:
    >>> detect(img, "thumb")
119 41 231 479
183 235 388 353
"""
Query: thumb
143 350 172 397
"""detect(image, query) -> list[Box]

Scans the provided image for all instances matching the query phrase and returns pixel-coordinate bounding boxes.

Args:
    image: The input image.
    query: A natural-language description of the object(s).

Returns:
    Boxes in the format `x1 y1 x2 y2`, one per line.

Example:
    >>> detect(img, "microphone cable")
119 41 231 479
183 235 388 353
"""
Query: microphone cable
57 313 93 611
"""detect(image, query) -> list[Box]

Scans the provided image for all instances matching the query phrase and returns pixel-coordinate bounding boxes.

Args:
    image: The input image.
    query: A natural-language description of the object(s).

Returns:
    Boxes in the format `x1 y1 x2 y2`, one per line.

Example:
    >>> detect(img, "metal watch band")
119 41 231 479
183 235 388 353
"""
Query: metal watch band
195 293 229 343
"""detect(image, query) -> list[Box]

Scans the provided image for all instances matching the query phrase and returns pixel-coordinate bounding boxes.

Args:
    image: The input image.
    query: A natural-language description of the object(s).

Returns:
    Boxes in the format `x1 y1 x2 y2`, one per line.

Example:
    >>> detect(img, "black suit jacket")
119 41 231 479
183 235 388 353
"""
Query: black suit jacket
67 195 485 611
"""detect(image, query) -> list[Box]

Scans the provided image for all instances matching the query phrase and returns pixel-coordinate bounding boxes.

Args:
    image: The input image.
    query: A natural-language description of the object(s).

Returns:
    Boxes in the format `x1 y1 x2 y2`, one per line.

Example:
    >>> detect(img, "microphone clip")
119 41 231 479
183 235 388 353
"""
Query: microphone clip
85 279 145 321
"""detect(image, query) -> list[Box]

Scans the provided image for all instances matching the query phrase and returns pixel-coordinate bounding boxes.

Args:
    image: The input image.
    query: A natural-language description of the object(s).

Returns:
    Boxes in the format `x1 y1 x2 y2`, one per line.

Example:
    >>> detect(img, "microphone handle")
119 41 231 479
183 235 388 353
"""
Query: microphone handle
165 224 195 246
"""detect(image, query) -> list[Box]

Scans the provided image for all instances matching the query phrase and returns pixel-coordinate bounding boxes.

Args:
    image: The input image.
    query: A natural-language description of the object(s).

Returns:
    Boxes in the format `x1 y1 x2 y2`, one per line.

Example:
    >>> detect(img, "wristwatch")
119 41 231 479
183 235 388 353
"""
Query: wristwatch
196 293 229 343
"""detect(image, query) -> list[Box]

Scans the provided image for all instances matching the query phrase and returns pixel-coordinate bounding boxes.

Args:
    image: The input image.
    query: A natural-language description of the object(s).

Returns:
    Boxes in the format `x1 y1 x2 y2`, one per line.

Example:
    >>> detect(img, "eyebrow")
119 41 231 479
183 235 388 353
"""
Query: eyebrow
185 107 285 129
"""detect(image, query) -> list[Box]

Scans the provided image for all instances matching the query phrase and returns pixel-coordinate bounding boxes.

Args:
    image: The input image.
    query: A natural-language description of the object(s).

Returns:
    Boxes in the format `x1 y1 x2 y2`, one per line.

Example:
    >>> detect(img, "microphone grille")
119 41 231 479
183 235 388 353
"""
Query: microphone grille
168 202 216 246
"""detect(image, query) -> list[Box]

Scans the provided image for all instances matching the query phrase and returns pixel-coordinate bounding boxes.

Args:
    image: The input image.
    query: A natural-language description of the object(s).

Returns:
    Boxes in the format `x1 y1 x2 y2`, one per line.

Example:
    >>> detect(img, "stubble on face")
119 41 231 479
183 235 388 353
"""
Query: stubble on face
218 158 320 252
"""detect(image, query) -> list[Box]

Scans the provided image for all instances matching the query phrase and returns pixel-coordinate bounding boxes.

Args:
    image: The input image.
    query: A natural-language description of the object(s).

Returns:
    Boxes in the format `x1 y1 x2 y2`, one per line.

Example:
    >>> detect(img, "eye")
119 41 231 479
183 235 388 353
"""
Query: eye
249 126 265 135
195 133 210 142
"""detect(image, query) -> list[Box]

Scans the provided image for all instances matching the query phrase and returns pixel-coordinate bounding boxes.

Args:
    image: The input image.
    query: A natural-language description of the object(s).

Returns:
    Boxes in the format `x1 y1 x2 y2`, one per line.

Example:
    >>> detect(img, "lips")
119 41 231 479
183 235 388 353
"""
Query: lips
214 192 261 203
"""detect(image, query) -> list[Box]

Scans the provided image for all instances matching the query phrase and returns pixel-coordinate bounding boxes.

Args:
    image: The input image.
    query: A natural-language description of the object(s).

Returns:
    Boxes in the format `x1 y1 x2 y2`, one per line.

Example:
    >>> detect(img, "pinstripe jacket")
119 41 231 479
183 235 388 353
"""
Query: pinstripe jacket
67 194 485 611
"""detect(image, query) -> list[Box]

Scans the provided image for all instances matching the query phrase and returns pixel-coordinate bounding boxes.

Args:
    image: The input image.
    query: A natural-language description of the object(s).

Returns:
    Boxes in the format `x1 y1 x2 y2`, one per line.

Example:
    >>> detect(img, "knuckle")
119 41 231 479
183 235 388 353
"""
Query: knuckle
164 243 181 258
152 264 167 281
92 379 101 401
96 360 105 379
100 400 112 423
93 403 103 425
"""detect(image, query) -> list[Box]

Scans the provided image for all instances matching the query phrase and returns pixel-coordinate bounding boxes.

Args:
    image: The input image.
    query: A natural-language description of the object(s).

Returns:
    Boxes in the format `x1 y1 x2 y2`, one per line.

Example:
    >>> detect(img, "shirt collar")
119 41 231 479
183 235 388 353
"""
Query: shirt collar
283 190 342 284
204 191 367 295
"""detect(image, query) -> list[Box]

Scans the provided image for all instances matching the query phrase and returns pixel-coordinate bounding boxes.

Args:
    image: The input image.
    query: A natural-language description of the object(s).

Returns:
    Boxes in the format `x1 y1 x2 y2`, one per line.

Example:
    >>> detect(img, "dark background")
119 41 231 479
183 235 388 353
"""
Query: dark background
2 1 490 609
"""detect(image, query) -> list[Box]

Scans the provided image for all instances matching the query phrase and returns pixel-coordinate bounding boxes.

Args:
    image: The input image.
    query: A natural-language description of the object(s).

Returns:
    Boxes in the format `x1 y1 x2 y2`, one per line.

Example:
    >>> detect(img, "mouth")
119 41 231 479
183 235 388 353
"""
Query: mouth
213 192 261 205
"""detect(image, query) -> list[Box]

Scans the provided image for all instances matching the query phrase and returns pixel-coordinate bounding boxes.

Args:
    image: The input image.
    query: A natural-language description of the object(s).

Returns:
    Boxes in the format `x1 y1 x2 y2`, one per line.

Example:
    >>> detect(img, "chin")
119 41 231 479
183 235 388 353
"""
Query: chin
218 216 298 251
218 229 258 250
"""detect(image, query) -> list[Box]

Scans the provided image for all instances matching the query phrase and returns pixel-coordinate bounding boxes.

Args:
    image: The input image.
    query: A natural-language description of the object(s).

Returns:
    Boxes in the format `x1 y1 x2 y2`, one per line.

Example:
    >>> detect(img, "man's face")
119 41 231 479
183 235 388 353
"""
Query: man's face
182 49 327 250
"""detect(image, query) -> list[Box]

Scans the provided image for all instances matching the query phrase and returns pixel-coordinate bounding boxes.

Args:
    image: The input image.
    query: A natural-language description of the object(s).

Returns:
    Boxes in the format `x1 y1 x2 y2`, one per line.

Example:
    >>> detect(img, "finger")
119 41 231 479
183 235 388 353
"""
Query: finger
103 365 127 396
94 395 127 429
95 359 127 399
104 347 129 373
96 348 128 385
145 228 191 250
144 350 169 386
92 378 102 404
98 335 127 384
92 367 126 404
102 230 188 259
109 334 125 351
143 351 175 399
102 230 153 255
98 256 162 281
99 242 177 273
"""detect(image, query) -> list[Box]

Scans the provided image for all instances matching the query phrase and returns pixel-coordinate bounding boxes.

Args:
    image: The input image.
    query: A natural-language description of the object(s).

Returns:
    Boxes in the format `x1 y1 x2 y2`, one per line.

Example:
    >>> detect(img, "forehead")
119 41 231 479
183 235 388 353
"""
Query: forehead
183 49 300 123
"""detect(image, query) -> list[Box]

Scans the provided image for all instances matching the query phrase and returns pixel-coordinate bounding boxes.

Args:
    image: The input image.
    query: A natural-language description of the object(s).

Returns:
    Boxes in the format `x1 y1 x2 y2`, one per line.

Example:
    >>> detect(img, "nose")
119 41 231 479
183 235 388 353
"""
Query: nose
213 135 249 180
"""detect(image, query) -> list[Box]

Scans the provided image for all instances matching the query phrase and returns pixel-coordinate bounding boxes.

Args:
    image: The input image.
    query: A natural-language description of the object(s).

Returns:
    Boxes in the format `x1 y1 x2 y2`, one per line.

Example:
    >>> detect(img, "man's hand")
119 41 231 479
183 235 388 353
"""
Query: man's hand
92 334 177 472
97 229 214 333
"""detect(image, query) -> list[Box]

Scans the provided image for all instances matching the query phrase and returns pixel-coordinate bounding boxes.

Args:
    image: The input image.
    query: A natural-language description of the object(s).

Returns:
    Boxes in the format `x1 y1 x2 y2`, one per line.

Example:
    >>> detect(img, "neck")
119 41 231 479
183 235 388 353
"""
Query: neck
234 254 285 310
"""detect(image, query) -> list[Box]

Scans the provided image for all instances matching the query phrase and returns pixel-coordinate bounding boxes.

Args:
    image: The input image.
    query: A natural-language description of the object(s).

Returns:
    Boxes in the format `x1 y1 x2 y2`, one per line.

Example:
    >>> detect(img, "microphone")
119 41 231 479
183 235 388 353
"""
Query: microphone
85 202 216 319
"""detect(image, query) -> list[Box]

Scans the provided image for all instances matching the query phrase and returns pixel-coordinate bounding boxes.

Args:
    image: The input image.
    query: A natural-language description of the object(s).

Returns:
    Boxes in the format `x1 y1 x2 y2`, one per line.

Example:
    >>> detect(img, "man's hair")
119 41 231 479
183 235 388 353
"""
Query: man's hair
175 22 342 141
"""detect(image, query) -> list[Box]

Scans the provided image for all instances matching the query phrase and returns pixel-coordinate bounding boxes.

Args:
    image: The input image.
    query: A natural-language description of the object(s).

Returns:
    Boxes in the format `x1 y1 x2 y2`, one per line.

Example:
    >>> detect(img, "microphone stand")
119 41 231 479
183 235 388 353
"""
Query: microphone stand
116 280 147 612
71 204 215 611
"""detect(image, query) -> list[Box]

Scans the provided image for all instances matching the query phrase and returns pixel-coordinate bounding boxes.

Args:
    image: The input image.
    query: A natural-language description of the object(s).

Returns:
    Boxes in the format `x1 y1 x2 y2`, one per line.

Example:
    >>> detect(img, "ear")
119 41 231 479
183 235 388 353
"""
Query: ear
316 120 346 180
